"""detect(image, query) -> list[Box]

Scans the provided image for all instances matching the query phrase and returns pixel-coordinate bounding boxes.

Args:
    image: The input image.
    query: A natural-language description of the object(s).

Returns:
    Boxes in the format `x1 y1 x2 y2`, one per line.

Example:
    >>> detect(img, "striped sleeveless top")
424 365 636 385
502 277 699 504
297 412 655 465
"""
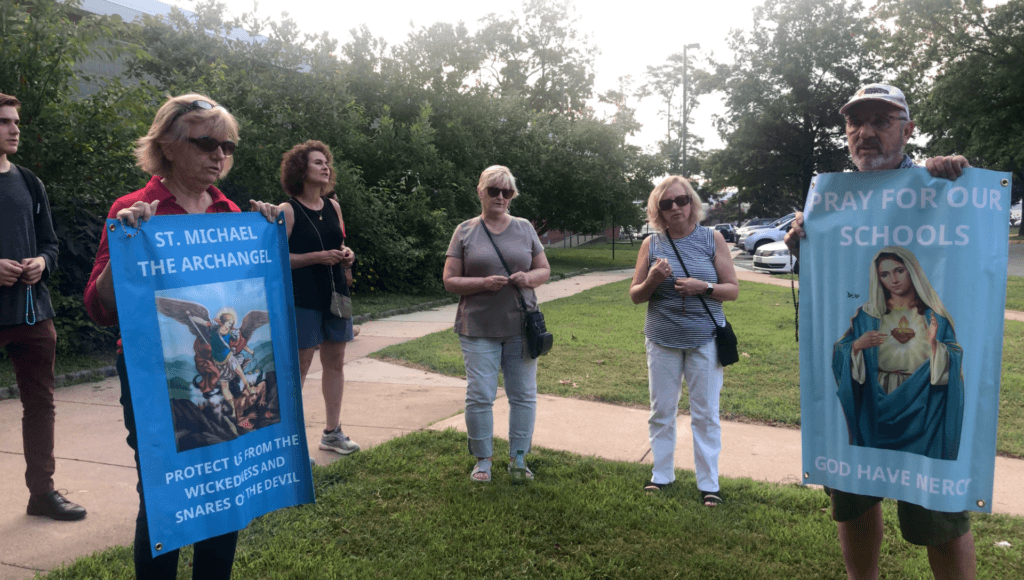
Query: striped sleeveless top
644 227 724 349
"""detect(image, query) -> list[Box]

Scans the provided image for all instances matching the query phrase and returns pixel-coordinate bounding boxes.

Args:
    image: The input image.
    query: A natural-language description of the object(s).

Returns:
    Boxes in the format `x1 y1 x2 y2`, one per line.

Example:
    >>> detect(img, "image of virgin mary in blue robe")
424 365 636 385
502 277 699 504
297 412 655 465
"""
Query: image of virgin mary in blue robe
831 246 964 461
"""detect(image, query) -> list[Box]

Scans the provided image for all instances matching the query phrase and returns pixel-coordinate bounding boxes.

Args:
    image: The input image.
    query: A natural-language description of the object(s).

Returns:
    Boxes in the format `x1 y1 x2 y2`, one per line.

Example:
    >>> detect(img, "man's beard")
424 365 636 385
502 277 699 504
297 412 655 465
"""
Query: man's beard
852 140 904 171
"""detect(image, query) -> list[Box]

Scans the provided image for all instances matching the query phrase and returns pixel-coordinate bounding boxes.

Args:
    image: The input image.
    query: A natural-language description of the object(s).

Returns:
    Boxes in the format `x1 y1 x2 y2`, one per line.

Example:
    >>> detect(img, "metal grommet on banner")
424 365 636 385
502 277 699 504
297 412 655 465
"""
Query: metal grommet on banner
277 215 285 225
810 181 815 188
803 472 810 479
108 223 116 232
977 500 986 508
154 542 163 552
1002 179 1010 187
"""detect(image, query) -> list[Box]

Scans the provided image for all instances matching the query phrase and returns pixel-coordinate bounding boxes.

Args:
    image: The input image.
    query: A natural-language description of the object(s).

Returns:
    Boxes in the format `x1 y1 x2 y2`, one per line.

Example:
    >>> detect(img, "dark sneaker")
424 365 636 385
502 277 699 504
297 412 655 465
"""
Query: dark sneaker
27 490 87 521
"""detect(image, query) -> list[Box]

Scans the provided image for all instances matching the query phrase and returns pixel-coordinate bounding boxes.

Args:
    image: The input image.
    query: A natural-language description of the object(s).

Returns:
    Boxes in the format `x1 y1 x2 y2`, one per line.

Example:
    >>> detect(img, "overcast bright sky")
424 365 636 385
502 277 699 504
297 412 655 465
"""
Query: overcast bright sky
178 0 772 153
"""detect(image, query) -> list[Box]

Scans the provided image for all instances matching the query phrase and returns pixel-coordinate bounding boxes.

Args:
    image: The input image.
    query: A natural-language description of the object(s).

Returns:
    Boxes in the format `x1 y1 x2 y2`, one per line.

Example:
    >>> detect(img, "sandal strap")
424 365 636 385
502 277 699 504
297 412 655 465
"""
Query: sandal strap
470 458 492 482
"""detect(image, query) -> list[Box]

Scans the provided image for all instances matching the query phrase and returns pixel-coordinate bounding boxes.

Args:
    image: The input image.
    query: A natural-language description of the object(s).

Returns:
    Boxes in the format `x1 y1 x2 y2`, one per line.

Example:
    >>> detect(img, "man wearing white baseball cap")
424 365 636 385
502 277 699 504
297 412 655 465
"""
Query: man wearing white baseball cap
787 83 976 580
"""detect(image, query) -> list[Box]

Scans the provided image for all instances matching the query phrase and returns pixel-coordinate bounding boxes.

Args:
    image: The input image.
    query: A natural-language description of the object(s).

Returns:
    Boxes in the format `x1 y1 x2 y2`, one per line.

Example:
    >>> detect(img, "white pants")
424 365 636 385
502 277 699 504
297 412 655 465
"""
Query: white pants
645 338 723 491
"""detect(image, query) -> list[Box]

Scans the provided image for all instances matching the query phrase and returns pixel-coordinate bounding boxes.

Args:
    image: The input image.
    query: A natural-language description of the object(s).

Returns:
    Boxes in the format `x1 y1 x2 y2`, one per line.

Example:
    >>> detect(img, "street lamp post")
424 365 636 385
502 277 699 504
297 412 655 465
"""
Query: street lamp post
682 43 700 177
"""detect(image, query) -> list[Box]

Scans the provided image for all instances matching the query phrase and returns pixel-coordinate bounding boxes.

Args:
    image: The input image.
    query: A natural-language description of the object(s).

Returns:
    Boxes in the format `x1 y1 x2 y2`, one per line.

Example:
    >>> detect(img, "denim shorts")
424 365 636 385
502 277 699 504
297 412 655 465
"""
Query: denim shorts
826 487 971 546
294 306 353 349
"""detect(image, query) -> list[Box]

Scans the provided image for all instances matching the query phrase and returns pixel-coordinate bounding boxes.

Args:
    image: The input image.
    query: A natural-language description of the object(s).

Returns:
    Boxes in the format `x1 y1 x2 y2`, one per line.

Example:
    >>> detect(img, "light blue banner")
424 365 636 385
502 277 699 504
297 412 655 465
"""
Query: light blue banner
800 167 1011 513
107 213 314 556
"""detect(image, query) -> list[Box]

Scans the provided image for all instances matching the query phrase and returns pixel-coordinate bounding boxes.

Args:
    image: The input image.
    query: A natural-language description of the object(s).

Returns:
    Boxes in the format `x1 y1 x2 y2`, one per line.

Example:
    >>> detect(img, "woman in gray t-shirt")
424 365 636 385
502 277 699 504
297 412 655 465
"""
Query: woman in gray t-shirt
443 165 550 483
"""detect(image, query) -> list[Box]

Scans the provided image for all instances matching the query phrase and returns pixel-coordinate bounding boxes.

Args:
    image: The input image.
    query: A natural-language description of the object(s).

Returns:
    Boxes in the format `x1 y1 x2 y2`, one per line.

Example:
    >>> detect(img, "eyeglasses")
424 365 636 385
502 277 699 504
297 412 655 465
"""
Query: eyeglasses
658 195 691 211
189 136 236 156
845 115 907 133
486 186 515 199
172 100 219 123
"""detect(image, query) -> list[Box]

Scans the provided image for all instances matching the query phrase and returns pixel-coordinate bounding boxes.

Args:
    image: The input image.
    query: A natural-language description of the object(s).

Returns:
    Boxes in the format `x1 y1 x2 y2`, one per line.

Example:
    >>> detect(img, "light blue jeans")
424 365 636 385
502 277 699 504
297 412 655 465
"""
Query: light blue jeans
645 337 723 492
460 334 538 459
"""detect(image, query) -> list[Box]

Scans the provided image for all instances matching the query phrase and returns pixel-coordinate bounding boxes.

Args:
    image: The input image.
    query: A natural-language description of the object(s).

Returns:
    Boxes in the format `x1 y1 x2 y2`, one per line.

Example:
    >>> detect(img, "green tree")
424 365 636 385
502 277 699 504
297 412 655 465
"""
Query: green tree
476 0 597 117
638 52 710 176
873 0 1023 201
1 0 154 353
705 0 877 216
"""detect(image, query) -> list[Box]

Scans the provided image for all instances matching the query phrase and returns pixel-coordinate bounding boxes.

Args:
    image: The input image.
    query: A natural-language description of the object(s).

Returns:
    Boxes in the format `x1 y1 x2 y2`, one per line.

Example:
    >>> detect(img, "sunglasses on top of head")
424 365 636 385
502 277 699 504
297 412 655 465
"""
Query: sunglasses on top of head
486 186 515 199
658 195 691 211
172 99 220 123
189 136 236 156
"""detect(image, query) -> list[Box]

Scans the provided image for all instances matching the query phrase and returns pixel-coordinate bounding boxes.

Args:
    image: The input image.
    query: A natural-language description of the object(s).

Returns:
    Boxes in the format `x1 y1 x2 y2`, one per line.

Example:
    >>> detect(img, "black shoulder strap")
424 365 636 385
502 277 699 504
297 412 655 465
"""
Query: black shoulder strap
665 229 720 329
15 165 44 216
481 220 529 313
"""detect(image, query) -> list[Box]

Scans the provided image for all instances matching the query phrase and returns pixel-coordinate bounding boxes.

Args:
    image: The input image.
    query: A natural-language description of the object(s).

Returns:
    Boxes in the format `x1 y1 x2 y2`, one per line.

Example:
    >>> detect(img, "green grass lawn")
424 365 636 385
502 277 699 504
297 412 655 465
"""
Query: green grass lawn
0 351 116 391
374 279 1024 457
42 430 1024 579
545 241 640 277
1007 276 1024 311
350 290 454 318
0 292 452 389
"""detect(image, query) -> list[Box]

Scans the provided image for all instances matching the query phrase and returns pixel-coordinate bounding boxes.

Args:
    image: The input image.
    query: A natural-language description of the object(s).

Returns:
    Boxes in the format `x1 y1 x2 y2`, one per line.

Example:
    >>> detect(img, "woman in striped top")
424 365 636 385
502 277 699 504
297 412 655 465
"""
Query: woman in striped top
629 176 739 506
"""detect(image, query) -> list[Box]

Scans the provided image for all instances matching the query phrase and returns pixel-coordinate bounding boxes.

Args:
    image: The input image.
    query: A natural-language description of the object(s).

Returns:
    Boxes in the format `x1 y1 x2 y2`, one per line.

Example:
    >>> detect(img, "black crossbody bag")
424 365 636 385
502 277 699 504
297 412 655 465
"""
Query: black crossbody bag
481 222 553 359
665 233 739 367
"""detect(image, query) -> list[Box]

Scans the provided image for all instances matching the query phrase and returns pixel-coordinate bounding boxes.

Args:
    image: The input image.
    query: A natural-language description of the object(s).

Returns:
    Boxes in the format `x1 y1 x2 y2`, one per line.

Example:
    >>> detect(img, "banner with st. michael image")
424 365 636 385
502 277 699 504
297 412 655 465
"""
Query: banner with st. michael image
800 167 1011 513
107 212 314 556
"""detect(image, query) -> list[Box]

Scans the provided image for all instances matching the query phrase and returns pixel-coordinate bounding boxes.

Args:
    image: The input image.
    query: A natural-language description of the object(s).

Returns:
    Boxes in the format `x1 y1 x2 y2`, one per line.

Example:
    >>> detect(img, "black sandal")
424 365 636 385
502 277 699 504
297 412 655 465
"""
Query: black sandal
699 490 724 507
644 481 670 492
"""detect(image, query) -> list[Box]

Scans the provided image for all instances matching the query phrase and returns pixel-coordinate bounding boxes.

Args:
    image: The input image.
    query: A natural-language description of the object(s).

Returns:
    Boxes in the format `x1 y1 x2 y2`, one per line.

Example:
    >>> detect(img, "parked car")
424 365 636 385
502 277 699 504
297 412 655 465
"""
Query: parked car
737 214 788 249
714 223 737 243
735 217 775 239
752 240 798 274
742 213 797 254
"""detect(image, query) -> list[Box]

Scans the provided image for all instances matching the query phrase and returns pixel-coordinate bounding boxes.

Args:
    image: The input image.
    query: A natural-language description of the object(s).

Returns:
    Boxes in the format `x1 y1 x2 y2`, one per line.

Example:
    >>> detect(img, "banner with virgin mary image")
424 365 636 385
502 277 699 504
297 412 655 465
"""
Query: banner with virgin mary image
799 167 1011 513
107 212 314 556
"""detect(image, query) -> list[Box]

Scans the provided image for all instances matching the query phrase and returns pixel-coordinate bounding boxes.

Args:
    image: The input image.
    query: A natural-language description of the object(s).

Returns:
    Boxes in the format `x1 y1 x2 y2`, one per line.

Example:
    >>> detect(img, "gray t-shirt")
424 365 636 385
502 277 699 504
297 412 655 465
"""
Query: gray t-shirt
446 216 543 338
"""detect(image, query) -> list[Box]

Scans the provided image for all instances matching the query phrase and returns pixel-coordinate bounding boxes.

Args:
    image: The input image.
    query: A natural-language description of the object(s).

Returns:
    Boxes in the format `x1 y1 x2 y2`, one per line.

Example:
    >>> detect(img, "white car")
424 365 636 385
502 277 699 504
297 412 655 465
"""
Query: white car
742 214 796 254
752 240 798 274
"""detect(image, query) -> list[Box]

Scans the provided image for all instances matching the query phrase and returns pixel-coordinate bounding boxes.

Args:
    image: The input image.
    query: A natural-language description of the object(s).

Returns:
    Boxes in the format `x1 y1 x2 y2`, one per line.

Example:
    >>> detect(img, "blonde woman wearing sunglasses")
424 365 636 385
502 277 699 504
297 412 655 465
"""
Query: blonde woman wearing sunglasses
443 165 550 483
629 176 738 506
85 93 276 579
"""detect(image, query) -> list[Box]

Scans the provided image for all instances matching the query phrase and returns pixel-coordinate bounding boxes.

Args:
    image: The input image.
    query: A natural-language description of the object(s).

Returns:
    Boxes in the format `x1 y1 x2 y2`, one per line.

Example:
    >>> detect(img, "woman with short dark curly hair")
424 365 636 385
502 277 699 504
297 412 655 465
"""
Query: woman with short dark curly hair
280 140 336 197
255 140 359 458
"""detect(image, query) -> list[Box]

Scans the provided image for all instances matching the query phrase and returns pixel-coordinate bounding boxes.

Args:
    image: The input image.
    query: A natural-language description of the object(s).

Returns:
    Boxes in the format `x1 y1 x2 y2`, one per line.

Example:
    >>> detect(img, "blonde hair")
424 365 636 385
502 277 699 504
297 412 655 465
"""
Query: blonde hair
476 165 519 201
645 176 704 232
134 93 239 178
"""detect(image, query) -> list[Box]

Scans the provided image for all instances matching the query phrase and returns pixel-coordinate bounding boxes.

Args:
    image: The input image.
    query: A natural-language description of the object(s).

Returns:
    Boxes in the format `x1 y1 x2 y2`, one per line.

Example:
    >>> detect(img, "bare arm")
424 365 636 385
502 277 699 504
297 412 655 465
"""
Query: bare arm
443 256 508 295
708 231 739 301
671 232 739 301
508 251 550 289
330 198 355 268
281 202 346 269
629 237 671 304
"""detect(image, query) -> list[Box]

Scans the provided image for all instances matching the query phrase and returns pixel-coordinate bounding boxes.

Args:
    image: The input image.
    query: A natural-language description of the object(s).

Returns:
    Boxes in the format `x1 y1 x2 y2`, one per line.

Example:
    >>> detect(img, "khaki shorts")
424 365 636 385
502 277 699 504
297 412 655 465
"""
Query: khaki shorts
826 487 971 546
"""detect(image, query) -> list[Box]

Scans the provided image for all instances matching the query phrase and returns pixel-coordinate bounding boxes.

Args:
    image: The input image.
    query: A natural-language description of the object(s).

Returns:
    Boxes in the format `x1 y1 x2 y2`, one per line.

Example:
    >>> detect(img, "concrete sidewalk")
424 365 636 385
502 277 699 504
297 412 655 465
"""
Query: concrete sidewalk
1 267 1021 578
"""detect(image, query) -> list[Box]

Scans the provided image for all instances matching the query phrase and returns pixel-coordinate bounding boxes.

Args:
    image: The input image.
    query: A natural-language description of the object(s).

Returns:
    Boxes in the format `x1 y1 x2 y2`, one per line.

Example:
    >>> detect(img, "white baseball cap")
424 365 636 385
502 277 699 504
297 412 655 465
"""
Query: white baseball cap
839 83 910 117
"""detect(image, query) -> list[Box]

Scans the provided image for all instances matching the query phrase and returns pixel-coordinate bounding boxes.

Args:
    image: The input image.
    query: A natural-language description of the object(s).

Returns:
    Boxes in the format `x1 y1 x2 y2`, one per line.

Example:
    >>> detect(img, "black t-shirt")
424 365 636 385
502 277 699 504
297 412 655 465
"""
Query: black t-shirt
287 198 347 312
0 166 57 325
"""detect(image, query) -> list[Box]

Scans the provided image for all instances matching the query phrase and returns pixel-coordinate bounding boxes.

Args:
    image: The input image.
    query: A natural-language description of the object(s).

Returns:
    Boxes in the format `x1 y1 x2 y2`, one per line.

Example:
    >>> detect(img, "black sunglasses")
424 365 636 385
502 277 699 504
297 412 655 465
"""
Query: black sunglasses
658 195 691 211
486 186 515 199
189 136 236 156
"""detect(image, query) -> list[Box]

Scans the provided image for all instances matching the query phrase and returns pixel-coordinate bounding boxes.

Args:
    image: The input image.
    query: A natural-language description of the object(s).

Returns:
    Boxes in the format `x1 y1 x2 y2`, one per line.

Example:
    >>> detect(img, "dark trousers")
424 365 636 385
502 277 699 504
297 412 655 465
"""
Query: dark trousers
117 354 238 579
1 318 57 496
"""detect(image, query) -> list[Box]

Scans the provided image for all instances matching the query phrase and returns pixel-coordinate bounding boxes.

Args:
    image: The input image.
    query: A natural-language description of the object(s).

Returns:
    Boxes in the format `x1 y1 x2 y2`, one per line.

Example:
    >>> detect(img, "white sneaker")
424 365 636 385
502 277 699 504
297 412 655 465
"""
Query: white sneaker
319 427 360 455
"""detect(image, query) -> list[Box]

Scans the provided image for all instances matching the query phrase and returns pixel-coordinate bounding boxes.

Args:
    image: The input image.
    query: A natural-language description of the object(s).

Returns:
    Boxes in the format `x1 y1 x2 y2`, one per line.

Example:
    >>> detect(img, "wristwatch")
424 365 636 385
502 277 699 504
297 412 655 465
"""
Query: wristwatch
704 282 714 296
